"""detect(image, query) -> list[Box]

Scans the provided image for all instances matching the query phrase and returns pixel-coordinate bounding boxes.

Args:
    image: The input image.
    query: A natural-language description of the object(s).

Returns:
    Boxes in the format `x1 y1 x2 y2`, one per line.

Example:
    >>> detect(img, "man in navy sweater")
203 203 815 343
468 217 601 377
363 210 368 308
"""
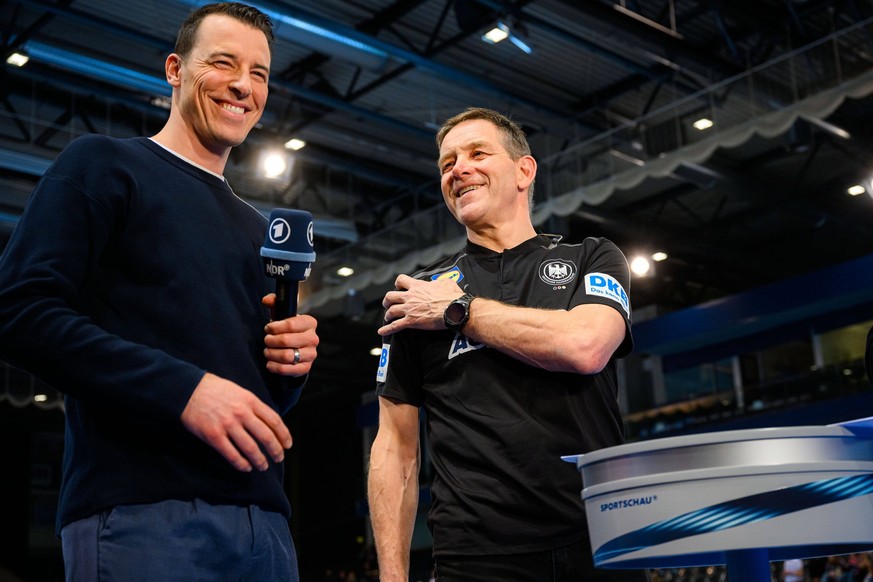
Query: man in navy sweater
0 3 318 580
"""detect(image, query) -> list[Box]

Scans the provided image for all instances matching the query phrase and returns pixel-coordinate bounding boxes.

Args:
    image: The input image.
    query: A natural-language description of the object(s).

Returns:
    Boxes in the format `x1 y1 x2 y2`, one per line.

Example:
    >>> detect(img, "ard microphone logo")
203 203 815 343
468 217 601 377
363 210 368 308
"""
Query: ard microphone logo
267 216 314 250
268 218 292 244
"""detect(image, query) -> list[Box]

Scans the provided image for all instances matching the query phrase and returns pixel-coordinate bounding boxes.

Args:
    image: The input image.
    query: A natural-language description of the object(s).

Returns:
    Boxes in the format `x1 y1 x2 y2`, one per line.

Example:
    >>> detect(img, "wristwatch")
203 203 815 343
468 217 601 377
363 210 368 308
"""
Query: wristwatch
444 293 475 332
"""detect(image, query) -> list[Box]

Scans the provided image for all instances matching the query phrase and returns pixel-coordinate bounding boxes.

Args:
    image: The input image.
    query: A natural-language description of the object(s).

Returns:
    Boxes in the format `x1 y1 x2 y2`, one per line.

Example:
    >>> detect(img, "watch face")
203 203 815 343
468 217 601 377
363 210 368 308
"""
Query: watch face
445 301 465 326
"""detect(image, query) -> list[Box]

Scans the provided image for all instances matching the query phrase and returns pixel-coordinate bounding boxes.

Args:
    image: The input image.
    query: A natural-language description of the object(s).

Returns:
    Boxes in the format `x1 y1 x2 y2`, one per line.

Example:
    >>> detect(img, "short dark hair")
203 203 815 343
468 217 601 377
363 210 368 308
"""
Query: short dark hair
436 107 536 204
174 2 274 57
436 107 531 161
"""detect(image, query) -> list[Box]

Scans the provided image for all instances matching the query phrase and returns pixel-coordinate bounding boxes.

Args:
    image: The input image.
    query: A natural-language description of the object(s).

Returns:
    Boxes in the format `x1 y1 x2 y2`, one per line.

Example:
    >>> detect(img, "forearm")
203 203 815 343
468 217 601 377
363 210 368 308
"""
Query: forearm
379 275 627 374
368 437 420 581
462 299 624 374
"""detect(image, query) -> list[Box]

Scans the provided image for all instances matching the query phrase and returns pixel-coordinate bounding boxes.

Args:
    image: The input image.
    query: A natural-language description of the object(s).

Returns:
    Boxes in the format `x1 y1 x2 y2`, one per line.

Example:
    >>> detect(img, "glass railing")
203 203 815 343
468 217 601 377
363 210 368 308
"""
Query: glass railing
624 359 870 441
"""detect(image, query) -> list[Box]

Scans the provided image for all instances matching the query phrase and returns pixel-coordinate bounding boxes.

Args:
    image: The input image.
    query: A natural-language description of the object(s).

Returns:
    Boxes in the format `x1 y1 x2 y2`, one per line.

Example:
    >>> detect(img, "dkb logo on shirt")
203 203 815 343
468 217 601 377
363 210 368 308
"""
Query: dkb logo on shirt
585 273 630 315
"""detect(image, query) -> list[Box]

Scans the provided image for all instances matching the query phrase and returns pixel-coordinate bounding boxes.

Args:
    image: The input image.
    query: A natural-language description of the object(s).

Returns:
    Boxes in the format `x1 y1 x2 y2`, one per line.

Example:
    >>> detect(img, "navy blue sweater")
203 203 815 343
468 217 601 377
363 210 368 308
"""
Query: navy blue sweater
0 135 299 531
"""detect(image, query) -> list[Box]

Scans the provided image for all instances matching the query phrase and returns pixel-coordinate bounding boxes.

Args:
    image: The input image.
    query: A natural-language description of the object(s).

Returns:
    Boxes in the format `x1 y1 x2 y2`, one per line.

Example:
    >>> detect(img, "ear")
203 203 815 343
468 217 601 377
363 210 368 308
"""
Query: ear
165 53 183 88
516 155 537 192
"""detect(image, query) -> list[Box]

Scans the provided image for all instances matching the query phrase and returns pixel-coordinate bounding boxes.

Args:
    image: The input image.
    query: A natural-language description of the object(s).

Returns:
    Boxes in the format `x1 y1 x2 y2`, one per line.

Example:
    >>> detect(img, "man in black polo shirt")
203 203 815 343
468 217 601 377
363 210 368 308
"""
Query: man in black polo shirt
368 107 646 582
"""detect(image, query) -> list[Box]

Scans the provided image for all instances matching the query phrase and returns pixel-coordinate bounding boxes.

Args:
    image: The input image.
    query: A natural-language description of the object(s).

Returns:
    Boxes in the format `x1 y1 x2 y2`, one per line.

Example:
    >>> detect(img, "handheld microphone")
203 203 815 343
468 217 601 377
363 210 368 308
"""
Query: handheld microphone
260 209 316 321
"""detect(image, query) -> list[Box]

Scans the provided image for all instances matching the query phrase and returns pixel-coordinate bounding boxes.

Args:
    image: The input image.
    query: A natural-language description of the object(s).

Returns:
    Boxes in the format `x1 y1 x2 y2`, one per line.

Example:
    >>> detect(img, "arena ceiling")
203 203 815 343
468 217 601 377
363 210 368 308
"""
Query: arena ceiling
4 0 873 390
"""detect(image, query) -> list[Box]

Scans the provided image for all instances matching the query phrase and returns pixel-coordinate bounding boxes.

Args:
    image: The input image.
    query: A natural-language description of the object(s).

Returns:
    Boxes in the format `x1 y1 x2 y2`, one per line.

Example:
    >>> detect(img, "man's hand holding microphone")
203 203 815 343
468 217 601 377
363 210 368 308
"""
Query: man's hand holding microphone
181 209 319 473
261 208 319 379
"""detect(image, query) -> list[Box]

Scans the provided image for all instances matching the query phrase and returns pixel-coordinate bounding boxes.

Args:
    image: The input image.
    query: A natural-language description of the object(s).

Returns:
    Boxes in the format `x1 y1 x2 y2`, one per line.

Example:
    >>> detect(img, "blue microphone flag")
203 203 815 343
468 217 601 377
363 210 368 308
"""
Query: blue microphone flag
260 209 316 282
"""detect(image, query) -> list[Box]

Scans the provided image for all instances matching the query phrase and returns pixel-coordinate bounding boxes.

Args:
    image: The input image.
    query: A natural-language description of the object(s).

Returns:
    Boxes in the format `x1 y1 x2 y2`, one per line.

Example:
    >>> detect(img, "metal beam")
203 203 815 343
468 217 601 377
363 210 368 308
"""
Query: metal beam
172 0 572 119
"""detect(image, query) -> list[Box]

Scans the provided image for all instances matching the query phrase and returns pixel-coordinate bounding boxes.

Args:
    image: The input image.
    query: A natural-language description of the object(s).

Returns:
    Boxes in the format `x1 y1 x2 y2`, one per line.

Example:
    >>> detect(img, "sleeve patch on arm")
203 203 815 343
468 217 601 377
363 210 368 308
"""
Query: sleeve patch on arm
375 343 390 383
585 273 630 316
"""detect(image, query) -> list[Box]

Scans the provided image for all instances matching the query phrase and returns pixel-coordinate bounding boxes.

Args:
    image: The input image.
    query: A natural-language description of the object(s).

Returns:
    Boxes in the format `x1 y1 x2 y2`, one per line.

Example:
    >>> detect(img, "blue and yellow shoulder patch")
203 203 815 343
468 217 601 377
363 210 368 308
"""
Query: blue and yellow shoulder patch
431 266 464 283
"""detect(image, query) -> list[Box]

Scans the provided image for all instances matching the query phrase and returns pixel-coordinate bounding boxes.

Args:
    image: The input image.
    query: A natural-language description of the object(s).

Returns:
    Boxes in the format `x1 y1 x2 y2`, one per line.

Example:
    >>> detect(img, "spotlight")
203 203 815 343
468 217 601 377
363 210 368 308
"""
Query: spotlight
630 256 652 276
258 148 294 185
262 152 288 179
847 184 865 196
370 347 383 357
692 118 714 130
651 251 668 262
336 266 354 277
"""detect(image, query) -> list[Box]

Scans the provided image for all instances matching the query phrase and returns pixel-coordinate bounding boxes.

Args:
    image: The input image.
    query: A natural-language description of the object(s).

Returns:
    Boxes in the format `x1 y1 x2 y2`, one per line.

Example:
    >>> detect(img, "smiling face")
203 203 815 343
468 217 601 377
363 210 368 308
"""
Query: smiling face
438 119 536 233
165 13 270 162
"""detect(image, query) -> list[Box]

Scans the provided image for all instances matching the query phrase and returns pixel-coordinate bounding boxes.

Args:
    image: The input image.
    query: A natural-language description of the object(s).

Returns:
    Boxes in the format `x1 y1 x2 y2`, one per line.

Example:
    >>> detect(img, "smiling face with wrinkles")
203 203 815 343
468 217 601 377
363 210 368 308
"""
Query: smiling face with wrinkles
438 119 536 236
163 13 270 168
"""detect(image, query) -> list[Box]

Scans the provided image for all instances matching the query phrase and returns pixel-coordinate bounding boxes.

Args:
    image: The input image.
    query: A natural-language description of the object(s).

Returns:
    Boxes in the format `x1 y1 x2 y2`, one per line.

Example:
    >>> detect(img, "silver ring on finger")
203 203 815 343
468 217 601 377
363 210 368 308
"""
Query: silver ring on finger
292 348 301 365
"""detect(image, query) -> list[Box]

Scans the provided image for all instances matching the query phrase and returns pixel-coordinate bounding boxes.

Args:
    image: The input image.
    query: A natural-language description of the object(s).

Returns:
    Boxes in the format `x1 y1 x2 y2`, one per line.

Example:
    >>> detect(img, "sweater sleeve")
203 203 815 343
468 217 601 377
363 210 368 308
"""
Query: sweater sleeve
0 137 204 423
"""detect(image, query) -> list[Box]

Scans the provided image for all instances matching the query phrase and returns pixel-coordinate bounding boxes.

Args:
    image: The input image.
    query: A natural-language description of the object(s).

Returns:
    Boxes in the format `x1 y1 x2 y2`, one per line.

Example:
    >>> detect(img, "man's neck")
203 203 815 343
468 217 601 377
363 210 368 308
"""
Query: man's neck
466 221 538 253
151 117 230 175
148 138 226 181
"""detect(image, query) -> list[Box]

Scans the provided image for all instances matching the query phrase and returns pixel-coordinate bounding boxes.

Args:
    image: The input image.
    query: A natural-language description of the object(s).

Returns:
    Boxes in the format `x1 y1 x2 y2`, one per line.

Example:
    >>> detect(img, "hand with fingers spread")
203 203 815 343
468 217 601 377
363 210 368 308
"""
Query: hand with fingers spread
181 372 293 473
378 274 464 336
262 293 319 376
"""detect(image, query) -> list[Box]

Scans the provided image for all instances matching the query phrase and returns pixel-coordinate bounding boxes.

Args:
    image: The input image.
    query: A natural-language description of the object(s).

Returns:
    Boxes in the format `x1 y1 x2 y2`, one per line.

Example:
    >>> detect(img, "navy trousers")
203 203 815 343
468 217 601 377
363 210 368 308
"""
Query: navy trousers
61 499 297 582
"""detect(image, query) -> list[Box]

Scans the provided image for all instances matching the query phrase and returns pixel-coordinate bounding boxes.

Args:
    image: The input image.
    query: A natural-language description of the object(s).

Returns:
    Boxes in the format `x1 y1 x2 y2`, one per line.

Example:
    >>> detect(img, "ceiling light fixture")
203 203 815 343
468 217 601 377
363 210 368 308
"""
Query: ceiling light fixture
692 118 714 130
370 347 383 357
847 184 866 196
507 33 532 54
808 117 851 140
337 266 354 277
482 23 510 44
651 251 669 262
481 21 532 54
284 138 306 151
6 51 29 67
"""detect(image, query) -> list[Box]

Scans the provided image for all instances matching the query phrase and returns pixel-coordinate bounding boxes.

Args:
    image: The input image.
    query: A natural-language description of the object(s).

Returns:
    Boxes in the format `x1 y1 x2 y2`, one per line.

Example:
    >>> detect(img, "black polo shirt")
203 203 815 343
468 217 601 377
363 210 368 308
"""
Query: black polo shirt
377 234 633 556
